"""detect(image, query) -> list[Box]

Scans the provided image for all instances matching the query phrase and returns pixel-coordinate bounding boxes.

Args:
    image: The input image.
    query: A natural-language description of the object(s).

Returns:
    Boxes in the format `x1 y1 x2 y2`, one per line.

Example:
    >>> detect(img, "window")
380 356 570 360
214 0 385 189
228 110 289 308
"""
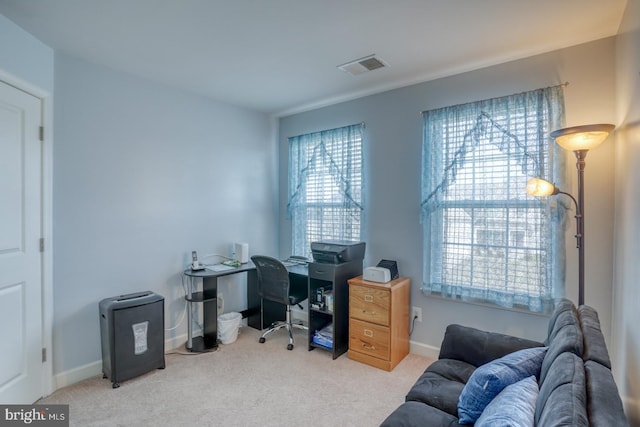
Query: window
421 87 566 313
287 124 364 259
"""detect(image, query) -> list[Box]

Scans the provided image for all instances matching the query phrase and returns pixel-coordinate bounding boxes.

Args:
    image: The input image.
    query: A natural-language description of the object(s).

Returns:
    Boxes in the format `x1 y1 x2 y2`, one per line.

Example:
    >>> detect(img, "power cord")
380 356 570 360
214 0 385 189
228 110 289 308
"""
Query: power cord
163 273 189 332
409 314 419 336
164 273 214 355
200 253 234 264
166 348 215 356
185 253 238 270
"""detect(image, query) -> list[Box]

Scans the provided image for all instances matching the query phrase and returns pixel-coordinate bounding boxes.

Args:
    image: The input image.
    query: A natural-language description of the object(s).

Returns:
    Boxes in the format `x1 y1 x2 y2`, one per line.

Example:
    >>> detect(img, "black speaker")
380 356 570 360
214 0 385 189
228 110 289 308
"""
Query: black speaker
376 259 399 280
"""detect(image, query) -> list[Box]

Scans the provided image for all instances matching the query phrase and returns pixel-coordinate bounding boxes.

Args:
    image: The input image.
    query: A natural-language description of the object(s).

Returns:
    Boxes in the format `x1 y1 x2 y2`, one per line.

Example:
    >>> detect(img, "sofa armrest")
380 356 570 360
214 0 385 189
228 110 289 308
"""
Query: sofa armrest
584 361 629 426
579 305 612 368
438 324 544 367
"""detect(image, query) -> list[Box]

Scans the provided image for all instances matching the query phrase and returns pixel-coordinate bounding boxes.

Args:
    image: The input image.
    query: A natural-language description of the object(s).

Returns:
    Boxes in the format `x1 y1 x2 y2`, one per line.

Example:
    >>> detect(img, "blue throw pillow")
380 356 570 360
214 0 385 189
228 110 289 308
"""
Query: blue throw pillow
458 346 547 424
475 376 538 427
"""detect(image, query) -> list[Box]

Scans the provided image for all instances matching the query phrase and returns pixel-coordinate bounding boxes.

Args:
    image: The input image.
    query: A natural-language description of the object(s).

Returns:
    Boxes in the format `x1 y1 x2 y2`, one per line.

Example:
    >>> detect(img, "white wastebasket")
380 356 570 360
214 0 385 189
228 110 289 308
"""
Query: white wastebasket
217 312 242 344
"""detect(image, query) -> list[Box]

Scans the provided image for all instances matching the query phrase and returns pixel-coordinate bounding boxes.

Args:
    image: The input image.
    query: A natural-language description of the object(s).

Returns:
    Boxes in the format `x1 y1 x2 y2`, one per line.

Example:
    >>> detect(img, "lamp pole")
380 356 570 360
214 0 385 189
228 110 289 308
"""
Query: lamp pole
573 150 587 306
551 123 613 306
528 124 613 307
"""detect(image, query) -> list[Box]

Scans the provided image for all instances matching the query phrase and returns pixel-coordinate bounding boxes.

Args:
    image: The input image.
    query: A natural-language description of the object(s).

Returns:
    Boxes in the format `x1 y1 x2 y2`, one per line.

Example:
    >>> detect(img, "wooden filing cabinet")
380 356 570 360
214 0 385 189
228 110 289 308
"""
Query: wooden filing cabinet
347 276 410 371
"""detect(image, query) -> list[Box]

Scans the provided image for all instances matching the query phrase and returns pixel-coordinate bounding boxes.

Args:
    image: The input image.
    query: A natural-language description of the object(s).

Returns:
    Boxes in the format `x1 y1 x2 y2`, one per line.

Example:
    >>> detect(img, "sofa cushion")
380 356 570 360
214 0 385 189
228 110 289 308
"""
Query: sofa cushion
536 351 588 427
545 298 575 342
438 324 544 368
545 301 580 345
579 305 612 368
405 359 474 416
584 360 629 427
540 306 583 385
475 375 538 427
379 401 459 427
425 358 476 384
457 346 547 424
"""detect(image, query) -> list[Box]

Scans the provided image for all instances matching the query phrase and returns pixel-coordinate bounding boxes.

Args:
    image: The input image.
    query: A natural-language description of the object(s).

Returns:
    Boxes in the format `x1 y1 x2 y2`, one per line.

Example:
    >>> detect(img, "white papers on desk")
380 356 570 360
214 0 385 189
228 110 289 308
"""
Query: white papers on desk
283 257 308 266
205 264 235 272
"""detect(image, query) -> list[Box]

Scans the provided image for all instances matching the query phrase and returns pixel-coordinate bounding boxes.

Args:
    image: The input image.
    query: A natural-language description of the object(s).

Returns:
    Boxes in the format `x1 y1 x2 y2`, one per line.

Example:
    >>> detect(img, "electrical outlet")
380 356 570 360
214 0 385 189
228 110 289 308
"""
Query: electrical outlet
411 306 422 322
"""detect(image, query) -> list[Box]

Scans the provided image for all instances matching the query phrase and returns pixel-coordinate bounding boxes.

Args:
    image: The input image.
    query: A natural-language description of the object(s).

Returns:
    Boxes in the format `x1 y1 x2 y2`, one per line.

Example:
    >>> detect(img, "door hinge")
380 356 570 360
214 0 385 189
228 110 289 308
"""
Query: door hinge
42 348 46 363
39 238 45 252
39 126 44 141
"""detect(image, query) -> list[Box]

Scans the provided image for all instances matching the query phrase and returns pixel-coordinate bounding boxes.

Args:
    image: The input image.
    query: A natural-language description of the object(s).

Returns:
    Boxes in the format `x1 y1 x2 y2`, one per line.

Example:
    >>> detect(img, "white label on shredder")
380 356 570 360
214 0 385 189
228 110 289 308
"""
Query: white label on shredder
132 321 149 355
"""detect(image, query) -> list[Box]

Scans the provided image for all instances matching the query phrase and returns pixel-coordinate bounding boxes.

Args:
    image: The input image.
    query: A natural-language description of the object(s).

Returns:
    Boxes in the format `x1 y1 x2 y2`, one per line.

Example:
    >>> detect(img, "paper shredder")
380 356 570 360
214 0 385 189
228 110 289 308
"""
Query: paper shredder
99 291 165 388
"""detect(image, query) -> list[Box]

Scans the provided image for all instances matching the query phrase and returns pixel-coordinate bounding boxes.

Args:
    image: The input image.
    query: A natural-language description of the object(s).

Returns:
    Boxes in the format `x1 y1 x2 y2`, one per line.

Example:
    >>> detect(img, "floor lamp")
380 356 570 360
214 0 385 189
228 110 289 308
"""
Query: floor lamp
526 124 614 305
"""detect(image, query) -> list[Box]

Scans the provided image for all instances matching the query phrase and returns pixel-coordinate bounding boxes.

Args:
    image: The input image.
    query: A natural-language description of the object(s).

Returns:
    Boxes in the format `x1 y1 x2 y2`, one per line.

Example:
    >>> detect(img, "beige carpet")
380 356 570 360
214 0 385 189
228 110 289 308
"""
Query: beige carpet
38 327 433 427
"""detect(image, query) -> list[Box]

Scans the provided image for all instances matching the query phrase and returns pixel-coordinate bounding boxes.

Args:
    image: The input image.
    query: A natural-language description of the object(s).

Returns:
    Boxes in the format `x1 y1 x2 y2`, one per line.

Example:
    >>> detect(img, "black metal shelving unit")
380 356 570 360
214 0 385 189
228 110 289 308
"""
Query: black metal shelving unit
307 261 362 359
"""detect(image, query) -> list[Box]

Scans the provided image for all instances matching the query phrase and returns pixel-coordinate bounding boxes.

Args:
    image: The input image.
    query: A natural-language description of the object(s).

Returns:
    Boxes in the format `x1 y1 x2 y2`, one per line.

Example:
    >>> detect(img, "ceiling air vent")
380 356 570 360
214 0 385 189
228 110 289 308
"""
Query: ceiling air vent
338 54 387 76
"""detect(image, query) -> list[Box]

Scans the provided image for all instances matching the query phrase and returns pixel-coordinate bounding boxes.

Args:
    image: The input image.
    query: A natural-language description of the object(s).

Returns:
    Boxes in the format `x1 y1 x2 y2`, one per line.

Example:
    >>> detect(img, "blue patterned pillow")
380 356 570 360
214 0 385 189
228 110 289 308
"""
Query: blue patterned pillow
475 376 538 427
458 346 547 424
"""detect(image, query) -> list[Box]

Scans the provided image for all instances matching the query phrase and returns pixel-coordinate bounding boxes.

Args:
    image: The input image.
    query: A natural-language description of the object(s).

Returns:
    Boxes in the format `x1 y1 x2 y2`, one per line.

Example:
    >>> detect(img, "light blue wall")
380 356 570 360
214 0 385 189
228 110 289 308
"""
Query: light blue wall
52 54 275 373
614 0 640 422
279 38 617 351
0 14 53 91
1 13 276 379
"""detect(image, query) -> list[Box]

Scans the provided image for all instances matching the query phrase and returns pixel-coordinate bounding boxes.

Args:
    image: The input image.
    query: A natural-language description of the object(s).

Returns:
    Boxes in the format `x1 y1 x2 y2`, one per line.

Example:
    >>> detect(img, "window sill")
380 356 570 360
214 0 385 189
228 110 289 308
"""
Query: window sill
421 291 554 318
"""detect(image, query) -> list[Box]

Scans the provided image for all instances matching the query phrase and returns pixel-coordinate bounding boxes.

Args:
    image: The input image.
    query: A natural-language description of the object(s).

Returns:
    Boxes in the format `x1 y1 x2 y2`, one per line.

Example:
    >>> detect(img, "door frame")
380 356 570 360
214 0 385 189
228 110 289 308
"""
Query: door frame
0 69 54 398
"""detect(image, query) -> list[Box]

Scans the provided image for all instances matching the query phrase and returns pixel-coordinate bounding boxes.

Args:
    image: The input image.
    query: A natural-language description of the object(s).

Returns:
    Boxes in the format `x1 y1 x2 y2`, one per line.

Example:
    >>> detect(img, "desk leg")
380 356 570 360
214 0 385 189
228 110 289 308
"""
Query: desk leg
186 277 194 350
246 269 262 330
201 277 218 350
246 269 288 330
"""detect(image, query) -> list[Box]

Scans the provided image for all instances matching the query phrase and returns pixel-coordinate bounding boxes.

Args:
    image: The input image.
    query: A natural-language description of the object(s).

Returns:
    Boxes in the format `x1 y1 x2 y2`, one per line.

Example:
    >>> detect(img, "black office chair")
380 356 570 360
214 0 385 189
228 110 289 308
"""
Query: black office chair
251 255 308 350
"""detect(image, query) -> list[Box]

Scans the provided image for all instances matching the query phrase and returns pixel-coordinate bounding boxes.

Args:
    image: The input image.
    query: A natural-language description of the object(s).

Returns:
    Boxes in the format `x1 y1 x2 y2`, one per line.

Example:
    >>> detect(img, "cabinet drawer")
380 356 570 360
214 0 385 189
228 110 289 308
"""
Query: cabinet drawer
308 263 335 281
349 318 389 360
349 285 390 326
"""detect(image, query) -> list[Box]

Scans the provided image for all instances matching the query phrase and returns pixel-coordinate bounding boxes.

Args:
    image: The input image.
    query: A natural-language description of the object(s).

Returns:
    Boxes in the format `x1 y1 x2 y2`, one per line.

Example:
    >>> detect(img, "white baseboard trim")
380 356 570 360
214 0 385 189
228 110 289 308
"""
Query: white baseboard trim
164 333 188 352
52 334 190 393
409 340 439 360
291 307 307 324
52 327 437 394
53 360 102 391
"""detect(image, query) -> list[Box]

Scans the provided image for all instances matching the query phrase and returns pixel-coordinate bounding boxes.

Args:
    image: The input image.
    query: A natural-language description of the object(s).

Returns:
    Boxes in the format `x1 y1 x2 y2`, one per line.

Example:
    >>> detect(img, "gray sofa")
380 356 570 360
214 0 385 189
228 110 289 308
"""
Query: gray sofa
381 299 628 426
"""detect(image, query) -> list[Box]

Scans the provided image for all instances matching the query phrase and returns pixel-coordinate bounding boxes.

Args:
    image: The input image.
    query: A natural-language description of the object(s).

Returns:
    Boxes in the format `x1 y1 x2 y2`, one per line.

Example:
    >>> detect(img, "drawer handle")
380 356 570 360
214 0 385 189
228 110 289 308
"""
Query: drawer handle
362 343 376 350
362 310 377 316
363 329 373 337
364 295 374 302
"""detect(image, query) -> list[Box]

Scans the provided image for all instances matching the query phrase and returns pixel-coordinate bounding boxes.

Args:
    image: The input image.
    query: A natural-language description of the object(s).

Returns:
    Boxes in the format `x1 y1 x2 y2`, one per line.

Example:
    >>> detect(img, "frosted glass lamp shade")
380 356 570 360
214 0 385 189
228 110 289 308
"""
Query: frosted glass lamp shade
550 124 614 152
526 178 557 197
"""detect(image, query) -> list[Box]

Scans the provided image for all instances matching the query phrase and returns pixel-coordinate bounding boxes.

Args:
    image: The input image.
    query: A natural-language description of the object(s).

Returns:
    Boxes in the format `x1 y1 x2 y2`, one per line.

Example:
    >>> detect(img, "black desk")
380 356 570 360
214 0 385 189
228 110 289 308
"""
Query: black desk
183 262 308 352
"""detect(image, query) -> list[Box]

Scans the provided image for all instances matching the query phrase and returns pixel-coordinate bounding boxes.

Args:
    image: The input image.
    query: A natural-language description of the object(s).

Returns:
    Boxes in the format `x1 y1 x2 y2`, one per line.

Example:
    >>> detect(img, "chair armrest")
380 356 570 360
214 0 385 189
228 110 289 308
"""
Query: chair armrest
438 324 544 367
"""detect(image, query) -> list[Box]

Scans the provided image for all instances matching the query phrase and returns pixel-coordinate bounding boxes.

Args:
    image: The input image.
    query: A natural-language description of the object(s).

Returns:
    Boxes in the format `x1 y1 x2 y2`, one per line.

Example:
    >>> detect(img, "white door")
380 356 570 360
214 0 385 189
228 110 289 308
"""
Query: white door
0 80 43 403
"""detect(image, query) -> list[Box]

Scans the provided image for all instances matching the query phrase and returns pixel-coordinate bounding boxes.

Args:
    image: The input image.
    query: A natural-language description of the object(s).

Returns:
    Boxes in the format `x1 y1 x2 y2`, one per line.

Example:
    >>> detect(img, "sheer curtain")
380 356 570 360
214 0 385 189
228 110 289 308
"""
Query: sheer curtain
421 86 566 313
287 123 364 258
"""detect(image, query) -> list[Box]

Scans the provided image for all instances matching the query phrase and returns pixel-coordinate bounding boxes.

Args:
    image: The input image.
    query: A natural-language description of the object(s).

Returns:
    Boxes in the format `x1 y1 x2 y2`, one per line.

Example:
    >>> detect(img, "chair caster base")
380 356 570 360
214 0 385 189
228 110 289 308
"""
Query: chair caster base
259 337 266 344
287 344 294 351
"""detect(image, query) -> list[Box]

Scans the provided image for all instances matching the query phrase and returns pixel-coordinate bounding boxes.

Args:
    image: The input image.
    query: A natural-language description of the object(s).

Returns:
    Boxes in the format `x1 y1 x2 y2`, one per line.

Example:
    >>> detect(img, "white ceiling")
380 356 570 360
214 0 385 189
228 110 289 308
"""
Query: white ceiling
0 0 628 116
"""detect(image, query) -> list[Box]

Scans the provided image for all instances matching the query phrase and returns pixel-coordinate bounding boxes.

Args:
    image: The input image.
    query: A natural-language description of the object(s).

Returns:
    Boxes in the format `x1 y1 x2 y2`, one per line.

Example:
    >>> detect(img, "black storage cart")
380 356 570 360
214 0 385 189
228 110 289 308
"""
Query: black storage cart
99 291 165 388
